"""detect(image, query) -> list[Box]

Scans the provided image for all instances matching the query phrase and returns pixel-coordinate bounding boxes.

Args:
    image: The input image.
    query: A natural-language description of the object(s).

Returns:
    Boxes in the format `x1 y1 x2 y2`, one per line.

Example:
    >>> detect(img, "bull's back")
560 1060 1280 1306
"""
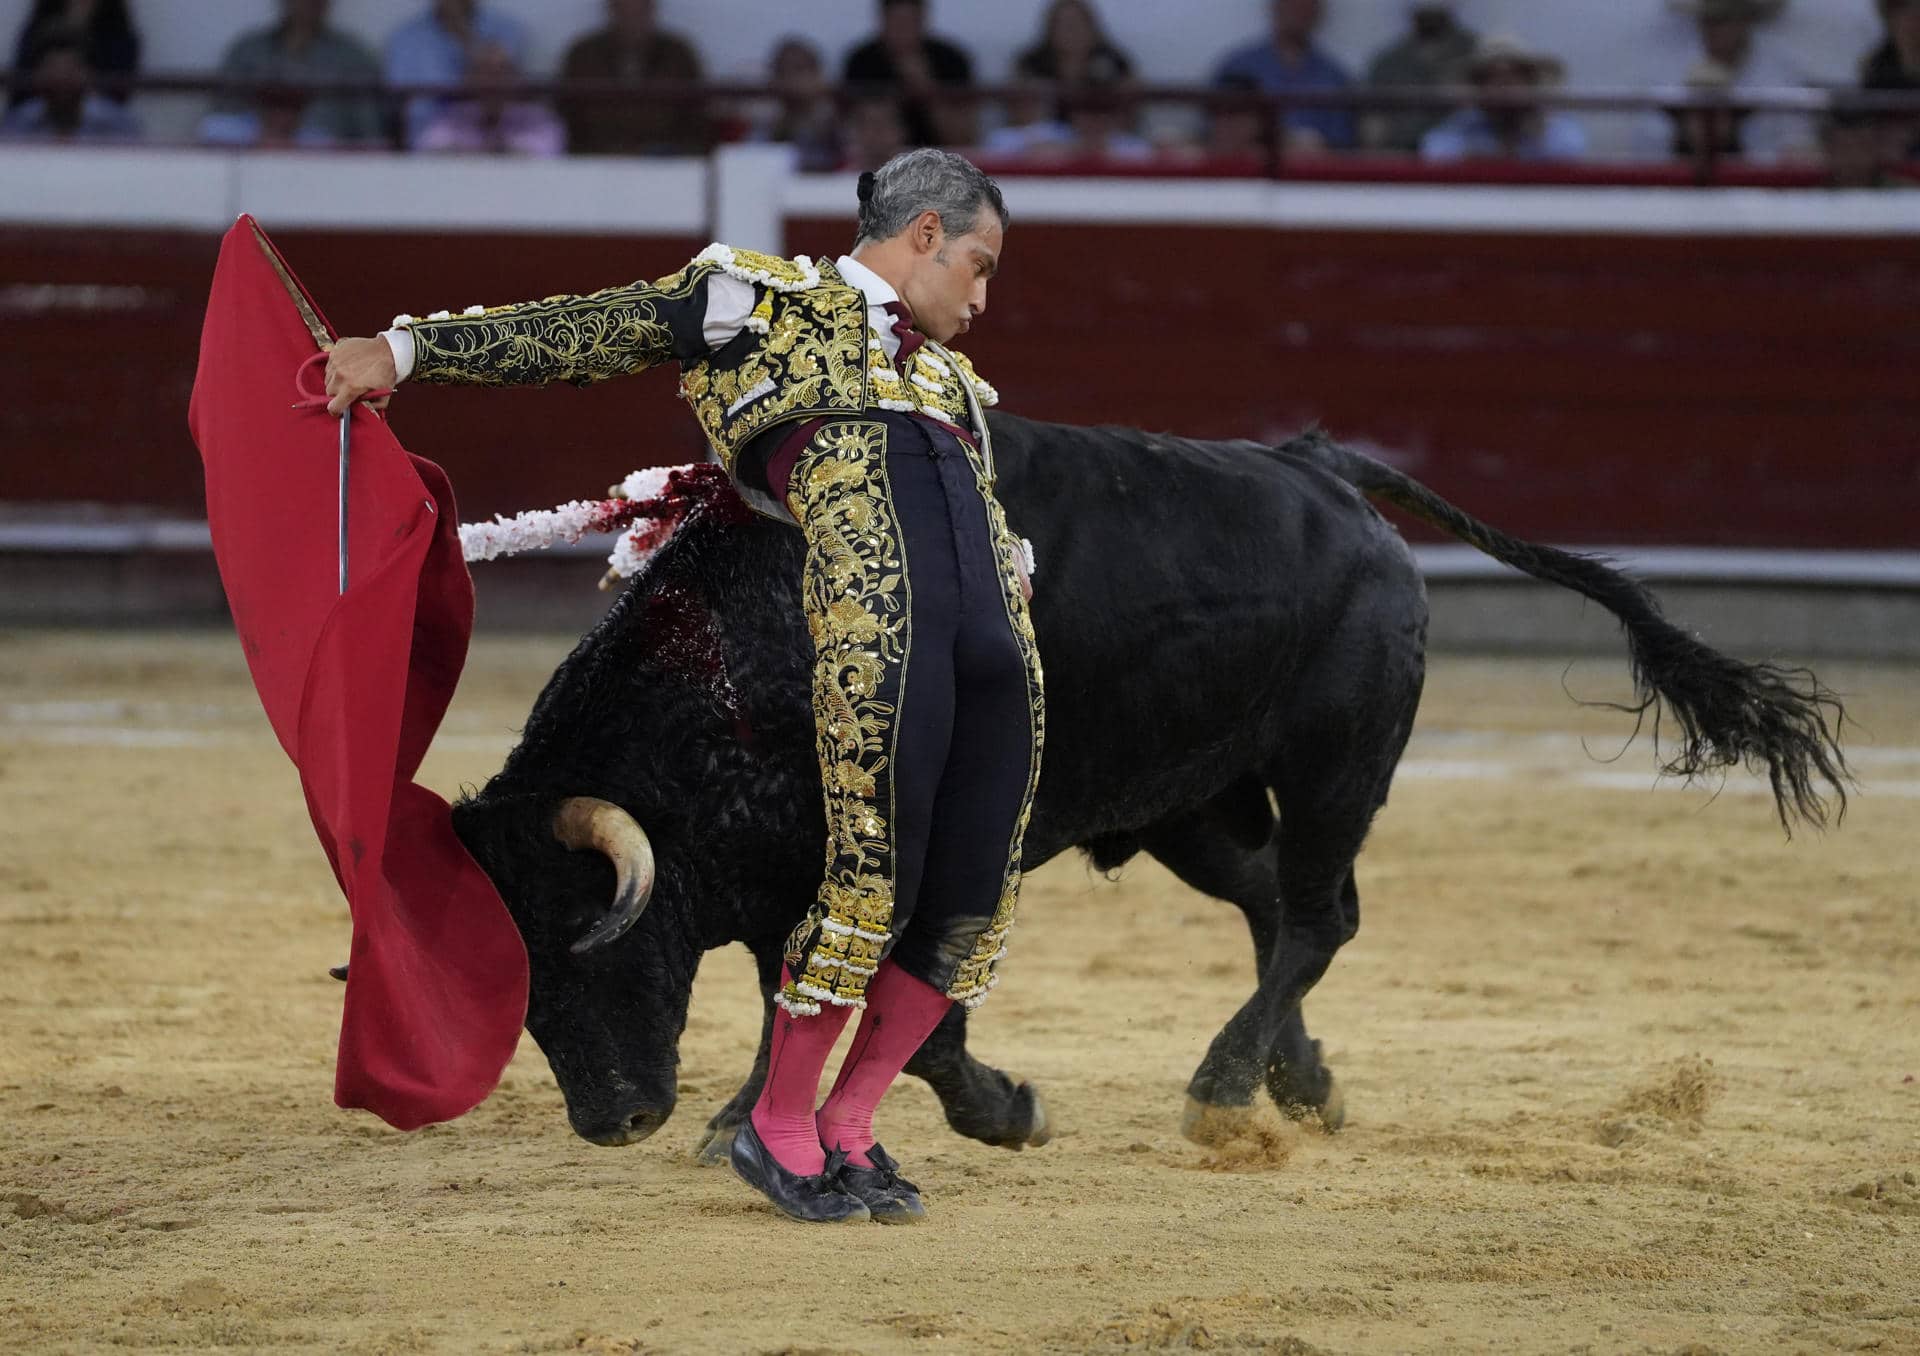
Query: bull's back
987 413 1424 852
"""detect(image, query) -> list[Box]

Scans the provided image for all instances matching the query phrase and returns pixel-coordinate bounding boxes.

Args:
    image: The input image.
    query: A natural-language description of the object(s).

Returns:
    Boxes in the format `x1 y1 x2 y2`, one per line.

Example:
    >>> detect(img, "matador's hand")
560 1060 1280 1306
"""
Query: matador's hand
1011 549 1032 604
324 336 398 416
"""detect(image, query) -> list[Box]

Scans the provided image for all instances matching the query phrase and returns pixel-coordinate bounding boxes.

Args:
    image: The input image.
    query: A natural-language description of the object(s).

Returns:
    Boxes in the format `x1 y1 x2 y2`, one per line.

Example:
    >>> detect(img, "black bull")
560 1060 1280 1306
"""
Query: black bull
448 414 1846 1154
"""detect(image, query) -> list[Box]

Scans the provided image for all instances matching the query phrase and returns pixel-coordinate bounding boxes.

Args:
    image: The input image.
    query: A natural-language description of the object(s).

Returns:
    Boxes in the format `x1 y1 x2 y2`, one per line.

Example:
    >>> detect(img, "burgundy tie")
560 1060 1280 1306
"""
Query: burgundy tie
882 300 924 371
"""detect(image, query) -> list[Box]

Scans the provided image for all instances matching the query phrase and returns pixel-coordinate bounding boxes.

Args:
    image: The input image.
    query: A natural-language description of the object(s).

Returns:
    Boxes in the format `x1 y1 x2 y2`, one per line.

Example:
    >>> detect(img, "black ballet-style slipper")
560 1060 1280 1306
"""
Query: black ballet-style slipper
729 1120 871 1223
833 1142 927 1224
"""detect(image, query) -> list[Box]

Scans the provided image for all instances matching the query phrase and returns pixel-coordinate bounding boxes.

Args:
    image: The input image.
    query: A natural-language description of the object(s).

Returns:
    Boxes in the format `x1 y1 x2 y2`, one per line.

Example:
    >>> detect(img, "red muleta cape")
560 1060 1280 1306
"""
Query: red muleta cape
187 216 528 1130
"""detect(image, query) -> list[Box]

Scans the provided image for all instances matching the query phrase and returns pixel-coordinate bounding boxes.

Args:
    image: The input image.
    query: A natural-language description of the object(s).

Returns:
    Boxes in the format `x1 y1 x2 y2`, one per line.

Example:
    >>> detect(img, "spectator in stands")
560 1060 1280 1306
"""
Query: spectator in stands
1638 0 1816 161
841 93 909 170
1823 105 1912 186
414 39 564 155
386 0 530 148
988 0 1139 160
1420 34 1587 162
1211 0 1357 153
1363 0 1477 153
1013 0 1134 90
198 0 384 149
1204 72 1271 165
843 0 976 147
1863 0 1920 157
1655 58 1748 163
745 36 841 171
1 26 138 140
560 0 707 155
8 0 137 108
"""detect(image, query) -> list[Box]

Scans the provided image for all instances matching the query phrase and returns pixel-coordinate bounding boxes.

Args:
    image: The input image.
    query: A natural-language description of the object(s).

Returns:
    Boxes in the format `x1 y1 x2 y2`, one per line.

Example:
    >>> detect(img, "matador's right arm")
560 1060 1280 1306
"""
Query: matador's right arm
383 259 755 388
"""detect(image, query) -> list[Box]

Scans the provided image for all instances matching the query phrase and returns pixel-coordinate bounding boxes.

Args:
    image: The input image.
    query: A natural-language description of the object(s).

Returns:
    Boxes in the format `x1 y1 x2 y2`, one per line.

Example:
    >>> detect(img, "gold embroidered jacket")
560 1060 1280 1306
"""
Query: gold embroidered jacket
395 244 1002 521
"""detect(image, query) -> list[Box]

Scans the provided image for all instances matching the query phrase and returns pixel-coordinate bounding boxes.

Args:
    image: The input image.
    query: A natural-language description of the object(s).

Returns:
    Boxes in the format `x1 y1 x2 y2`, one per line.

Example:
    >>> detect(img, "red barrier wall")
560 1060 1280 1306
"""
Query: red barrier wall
6 221 1918 547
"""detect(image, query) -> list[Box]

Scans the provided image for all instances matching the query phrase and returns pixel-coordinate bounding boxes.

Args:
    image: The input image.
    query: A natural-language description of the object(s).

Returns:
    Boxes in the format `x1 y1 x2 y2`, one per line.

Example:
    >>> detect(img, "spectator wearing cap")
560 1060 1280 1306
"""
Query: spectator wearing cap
8 0 137 109
199 0 384 149
1 25 138 140
560 0 707 155
385 0 531 148
745 36 842 172
843 0 976 147
1863 0 1920 157
413 39 564 155
1420 34 1587 162
1364 1 1478 152
1212 0 1356 152
1637 0 1816 161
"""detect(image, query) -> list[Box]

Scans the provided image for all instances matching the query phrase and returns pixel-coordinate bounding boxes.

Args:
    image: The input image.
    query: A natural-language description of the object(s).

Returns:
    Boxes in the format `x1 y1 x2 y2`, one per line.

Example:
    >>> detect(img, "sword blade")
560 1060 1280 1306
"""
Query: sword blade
338 412 350 595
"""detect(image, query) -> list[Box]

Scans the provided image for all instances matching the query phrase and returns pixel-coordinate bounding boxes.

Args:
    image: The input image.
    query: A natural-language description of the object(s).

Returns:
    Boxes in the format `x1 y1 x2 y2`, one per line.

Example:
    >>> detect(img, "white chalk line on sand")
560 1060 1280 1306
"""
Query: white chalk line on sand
3 704 1918 799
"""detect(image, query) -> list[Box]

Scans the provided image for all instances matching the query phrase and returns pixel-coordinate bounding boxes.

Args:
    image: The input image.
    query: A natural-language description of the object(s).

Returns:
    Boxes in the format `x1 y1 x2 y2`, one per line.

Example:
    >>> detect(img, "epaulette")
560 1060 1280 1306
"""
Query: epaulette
944 346 1000 407
693 243 823 293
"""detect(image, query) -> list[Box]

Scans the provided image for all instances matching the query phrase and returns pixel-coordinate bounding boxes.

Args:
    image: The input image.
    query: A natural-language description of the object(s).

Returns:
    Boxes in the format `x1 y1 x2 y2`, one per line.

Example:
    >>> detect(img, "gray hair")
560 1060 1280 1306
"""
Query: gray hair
852 148 1009 251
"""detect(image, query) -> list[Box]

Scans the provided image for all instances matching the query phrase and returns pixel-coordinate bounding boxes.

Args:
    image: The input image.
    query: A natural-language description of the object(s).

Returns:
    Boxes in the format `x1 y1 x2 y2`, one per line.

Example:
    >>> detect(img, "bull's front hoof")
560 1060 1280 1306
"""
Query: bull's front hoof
1266 1042 1346 1133
1180 1096 1255 1148
692 1121 741 1166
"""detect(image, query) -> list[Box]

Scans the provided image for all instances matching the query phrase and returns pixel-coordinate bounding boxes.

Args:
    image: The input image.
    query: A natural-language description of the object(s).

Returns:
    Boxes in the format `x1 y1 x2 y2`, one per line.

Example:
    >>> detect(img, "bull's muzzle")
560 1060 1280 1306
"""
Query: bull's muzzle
551 796 656 954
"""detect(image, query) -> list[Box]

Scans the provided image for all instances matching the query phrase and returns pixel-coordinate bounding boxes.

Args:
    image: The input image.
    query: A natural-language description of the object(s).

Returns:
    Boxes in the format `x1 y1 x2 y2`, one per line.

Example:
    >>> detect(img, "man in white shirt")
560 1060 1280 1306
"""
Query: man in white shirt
324 149 1042 1227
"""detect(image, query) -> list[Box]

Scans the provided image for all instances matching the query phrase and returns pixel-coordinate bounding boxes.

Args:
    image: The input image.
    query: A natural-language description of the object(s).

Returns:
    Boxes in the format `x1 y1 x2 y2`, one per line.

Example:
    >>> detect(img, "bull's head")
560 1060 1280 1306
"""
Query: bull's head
452 790 698 1147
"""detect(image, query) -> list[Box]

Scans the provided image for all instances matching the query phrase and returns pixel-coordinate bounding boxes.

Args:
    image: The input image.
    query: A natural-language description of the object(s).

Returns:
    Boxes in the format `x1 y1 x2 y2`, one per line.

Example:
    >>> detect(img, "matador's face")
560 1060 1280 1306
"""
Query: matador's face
898 207 1003 346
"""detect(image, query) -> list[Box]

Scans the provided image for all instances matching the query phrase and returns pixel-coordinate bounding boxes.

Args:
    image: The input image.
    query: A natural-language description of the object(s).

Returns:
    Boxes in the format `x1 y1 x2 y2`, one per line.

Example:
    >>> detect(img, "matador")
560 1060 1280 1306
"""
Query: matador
324 149 1044 1224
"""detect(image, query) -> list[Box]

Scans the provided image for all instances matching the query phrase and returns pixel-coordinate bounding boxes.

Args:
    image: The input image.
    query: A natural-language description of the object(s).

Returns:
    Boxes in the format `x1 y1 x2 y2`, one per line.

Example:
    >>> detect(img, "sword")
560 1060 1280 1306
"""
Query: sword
256 223 380 597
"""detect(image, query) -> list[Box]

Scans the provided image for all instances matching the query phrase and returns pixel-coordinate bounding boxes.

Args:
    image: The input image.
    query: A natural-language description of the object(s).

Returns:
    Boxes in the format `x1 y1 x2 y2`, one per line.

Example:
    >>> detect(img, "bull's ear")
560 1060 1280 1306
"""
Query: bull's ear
552 797 657 953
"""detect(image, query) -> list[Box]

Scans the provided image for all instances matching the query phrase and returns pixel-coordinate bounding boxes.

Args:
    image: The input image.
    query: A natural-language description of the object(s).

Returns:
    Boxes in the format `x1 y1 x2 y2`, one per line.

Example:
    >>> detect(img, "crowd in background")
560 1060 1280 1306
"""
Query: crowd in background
4 0 1918 183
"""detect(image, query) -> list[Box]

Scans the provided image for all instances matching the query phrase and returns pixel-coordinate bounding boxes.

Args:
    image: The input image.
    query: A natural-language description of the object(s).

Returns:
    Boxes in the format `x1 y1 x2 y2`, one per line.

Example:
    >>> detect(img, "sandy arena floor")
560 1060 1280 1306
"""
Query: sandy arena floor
2 630 1916 1355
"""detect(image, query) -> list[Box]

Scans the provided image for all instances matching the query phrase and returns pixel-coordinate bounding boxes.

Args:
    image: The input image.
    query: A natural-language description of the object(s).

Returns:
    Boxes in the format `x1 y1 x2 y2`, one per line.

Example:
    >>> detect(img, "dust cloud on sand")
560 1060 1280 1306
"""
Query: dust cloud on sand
3 635 1917 1353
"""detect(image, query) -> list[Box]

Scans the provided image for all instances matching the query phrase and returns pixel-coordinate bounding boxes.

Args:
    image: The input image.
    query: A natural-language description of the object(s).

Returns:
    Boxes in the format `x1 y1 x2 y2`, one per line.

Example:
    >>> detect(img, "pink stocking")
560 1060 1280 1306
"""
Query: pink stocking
815 961 954 1168
748 970 853 1176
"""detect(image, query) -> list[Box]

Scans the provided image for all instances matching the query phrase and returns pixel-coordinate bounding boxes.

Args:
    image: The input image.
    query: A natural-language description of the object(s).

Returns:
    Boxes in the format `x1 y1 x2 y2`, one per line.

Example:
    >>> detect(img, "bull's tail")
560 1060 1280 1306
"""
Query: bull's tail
1281 430 1850 832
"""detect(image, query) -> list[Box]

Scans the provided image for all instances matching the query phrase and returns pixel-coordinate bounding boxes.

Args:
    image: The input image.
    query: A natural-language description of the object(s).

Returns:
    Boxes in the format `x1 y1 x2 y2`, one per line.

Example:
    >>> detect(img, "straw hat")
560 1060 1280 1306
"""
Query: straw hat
1466 34 1567 84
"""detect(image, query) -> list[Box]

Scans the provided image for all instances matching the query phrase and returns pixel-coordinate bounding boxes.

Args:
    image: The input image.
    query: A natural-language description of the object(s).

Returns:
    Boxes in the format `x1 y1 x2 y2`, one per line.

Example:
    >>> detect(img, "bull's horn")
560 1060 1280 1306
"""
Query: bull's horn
551 797 656 955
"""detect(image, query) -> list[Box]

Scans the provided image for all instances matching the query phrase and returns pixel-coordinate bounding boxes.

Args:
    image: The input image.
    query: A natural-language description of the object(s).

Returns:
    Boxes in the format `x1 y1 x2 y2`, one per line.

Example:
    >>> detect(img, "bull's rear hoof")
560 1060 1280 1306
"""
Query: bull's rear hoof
1180 1097 1254 1148
1275 1074 1346 1133
693 1122 740 1166
1019 1083 1052 1149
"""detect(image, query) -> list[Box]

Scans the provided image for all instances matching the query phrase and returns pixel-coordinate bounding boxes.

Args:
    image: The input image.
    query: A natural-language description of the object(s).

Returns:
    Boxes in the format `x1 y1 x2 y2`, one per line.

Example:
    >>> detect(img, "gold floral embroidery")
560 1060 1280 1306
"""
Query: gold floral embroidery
776 421 912 1015
406 264 712 387
678 276 868 480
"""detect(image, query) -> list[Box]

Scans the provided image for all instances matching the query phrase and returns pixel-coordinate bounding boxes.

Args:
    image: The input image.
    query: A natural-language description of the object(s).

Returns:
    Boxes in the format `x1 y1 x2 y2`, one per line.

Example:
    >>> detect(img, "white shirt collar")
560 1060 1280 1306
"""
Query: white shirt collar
834 253 900 310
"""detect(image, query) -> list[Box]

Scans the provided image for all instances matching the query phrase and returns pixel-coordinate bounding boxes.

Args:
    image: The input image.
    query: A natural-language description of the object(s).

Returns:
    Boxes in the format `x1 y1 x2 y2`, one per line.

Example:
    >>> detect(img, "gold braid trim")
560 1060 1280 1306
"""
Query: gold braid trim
943 448 1045 1009
404 262 712 387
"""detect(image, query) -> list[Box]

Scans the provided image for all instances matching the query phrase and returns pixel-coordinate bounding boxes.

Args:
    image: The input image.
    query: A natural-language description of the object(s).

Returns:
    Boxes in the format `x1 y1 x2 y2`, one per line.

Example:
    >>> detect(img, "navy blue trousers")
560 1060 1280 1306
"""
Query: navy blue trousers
775 413 1044 1014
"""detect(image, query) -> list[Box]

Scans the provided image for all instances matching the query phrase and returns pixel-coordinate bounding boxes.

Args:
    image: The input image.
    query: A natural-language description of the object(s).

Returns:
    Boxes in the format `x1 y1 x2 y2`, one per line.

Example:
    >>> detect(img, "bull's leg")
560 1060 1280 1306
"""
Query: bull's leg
692 942 784 1165
1182 784 1373 1143
1140 784 1343 1130
903 1003 1053 1150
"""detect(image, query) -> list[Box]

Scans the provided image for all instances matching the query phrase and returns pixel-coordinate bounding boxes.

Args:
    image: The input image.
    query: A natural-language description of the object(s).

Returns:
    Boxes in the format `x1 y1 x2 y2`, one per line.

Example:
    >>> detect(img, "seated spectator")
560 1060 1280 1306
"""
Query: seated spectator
982 74 1075 159
1364 0 1477 152
1014 0 1134 89
842 0 975 147
1657 59 1747 163
385 0 530 148
1 26 139 140
414 40 564 155
1636 0 1816 161
1420 34 1588 162
1204 72 1271 165
8 0 137 108
745 36 842 172
198 0 383 149
561 0 707 156
841 93 909 170
1823 105 1914 187
1212 0 1356 153
1863 0 1920 157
